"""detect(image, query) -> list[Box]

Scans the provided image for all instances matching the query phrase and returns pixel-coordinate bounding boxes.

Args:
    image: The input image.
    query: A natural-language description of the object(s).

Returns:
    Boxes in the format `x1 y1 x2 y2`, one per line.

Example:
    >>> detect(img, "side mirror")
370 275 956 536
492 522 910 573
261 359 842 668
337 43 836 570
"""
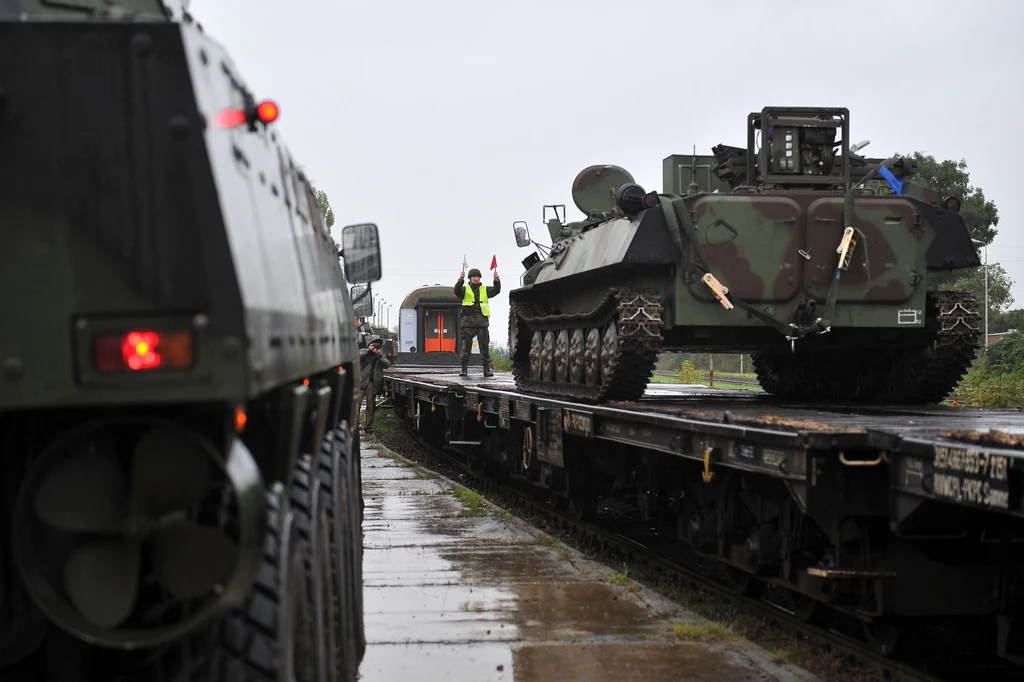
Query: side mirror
350 285 373 318
513 220 531 248
341 223 382 284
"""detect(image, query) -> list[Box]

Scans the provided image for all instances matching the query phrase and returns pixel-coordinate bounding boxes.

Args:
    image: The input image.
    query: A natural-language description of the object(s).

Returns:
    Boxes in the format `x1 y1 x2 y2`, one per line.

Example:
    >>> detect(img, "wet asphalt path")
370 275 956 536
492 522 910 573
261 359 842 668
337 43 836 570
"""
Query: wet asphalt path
356 440 820 682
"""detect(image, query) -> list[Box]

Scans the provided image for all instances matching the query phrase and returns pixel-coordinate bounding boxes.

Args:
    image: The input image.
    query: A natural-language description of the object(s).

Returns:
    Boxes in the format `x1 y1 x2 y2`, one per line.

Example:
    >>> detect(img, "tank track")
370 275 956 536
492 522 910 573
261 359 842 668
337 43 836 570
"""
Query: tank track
509 287 663 403
752 291 981 403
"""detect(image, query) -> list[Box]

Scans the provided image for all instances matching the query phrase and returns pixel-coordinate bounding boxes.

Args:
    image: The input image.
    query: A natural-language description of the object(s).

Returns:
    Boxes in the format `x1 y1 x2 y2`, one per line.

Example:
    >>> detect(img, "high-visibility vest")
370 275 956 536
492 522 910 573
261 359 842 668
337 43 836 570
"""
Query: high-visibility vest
462 282 490 317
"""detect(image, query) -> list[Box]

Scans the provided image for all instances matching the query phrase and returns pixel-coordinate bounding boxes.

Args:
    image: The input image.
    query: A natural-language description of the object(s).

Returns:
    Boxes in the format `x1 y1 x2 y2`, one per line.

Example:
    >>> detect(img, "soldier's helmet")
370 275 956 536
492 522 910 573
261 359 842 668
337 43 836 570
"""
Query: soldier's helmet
468 268 482 278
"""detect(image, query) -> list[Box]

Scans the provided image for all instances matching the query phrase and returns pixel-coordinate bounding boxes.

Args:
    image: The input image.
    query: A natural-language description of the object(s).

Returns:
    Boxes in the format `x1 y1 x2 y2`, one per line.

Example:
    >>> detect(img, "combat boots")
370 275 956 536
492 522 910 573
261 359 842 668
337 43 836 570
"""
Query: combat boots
482 360 493 378
459 361 469 377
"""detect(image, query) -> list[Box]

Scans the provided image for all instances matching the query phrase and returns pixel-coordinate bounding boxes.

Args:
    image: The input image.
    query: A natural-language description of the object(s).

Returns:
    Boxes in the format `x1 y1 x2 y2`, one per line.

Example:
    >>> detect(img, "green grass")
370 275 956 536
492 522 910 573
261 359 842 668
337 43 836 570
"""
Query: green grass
669 621 736 642
451 485 488 517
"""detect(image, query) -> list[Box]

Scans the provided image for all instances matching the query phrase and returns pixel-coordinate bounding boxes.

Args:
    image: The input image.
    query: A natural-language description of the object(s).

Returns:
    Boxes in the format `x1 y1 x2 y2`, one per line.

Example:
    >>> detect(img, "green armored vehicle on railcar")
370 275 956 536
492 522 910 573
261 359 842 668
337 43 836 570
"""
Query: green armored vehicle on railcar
509 106 981 404
0 2 382 680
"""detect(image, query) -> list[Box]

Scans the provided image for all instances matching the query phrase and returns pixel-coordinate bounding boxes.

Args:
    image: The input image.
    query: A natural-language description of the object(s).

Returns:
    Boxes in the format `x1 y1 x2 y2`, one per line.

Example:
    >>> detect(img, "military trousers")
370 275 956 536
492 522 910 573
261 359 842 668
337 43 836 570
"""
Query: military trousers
460 325 490 363
355 385 376 431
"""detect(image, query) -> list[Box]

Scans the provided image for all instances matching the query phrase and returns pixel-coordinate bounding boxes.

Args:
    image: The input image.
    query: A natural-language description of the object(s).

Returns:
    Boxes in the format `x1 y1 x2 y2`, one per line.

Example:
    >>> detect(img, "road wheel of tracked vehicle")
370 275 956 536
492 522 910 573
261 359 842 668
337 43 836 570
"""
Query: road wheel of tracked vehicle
508 310 520 358
584 328 601 386
554 329 570 383
599 321 619 380
529 332 543 378
541 331 556 381
568 329 585 383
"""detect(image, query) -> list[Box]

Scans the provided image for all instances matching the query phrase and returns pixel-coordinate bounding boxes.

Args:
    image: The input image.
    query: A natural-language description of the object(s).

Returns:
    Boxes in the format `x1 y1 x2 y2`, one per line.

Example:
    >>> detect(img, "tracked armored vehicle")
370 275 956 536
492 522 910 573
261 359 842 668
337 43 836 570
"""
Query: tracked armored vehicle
509 107 982 404
0 2 381 680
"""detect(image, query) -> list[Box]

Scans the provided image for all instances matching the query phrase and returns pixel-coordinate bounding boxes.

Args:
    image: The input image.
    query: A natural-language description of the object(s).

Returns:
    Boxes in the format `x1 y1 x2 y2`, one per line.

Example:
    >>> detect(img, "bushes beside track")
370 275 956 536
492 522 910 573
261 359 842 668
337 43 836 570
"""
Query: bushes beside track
949 332 1024 409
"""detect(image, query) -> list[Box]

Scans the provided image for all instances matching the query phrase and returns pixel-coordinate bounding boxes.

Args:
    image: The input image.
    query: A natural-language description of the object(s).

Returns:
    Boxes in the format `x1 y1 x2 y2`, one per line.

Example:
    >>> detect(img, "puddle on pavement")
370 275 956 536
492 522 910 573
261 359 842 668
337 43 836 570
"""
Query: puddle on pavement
511 583 663 639
358 445 817 682
514 641 767 681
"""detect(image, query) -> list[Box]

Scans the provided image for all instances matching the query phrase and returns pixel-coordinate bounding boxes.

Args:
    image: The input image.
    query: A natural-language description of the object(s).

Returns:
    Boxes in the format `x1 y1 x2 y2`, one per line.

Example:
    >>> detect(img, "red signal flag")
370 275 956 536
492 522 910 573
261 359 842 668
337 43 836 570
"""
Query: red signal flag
490 255 497 270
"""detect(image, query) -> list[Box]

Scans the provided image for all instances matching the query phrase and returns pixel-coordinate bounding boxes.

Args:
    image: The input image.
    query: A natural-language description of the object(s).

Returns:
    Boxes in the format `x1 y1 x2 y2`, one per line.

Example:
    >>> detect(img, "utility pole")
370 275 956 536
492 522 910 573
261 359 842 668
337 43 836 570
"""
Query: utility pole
984 244 989 348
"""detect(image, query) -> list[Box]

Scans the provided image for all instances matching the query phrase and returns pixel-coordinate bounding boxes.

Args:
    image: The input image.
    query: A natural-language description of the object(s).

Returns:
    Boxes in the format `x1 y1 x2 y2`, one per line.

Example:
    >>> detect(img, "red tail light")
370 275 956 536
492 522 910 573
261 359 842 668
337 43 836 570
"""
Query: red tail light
212 99 280 129
93 330 195 372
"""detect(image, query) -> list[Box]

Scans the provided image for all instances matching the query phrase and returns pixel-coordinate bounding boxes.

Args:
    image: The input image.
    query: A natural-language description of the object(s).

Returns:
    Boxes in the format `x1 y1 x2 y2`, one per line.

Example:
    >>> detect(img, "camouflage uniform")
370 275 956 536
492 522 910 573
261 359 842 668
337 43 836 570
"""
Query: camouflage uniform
356 335 391 433
454 268 500 377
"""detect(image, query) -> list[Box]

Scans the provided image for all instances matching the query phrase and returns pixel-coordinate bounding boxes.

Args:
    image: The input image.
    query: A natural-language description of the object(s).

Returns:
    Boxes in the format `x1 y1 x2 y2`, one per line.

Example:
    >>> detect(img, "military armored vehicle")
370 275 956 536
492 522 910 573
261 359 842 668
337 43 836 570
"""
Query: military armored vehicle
509 107 981 403
0 2 380 681
351 285 396 362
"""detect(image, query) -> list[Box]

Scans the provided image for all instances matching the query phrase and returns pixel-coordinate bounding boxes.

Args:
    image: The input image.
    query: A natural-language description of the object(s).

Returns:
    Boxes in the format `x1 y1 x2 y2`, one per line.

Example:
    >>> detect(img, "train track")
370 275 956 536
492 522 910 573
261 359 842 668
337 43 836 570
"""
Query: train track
373 403 1018 682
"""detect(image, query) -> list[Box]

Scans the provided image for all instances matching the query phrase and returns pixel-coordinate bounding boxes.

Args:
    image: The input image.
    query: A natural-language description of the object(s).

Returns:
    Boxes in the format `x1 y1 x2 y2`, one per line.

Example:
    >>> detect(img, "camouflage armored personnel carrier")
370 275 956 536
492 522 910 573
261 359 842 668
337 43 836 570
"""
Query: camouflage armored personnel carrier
509 107 981 403
0 2 380 681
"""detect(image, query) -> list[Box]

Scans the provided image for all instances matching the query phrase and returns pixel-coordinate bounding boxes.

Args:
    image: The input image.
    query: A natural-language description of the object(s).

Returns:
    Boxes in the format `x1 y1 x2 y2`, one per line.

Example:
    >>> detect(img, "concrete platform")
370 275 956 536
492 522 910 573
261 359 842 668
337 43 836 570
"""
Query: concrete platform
357 440 820 682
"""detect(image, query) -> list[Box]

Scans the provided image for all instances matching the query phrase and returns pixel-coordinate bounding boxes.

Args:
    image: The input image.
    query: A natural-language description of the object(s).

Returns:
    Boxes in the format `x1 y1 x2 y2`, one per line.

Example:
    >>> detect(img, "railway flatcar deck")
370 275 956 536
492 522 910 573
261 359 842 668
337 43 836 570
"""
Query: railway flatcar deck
382 366 1024 670
384 367 1024 471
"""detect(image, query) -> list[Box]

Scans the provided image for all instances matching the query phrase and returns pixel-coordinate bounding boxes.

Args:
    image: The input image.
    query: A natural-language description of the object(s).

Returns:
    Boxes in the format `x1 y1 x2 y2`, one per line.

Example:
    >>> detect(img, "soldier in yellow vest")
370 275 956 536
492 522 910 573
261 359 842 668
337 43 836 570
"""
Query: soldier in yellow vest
454 267 501 377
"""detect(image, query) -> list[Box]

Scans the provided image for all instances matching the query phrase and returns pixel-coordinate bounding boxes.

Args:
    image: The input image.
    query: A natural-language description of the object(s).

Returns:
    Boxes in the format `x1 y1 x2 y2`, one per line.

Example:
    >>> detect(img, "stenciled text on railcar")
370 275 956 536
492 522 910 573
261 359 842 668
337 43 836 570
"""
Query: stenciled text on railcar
932 445 1011 510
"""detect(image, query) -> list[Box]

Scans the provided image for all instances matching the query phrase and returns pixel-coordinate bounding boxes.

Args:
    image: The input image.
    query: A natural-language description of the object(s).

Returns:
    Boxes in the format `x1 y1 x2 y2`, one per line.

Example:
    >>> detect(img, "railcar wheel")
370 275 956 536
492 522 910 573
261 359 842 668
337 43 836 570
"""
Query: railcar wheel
790 592 822 623
727 566 763 598
566 468 598 522
862 619 901 657
546 489 569 512
568 493 597 522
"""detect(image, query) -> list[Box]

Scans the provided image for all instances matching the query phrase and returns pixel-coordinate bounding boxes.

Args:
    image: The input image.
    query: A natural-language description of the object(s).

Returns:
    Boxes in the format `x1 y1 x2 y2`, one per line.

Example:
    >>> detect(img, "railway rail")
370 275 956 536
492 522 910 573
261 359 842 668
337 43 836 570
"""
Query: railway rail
380 364 1024 681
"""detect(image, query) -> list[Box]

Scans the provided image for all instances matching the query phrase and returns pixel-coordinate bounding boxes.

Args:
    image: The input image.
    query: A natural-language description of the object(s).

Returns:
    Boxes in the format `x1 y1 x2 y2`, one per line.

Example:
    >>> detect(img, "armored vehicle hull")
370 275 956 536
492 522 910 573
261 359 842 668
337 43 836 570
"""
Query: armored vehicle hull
0 4 381 680
509 108 981 404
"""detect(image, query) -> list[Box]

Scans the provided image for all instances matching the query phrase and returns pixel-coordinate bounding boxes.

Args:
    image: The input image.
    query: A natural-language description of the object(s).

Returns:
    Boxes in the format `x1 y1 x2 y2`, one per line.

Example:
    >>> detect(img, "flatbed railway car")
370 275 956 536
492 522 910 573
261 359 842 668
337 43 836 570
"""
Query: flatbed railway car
382 366 1024 668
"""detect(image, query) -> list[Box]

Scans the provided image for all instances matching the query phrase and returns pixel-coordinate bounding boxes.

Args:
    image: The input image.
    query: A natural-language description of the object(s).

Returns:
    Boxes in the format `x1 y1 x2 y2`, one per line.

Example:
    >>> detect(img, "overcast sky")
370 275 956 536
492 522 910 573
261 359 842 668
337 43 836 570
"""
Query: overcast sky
182 0 1023 347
